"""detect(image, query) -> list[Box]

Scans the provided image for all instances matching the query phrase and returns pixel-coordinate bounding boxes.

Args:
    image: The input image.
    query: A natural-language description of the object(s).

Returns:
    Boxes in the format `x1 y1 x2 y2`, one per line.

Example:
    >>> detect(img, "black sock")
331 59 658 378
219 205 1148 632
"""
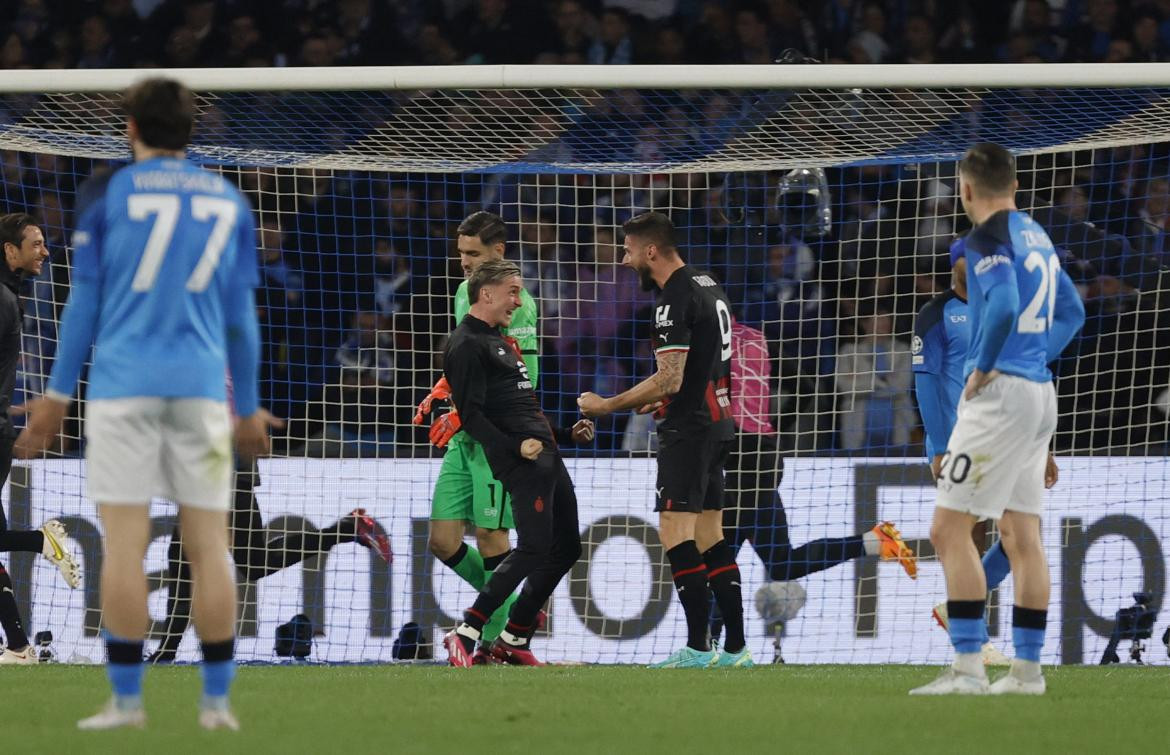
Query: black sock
462 607 489 633
0 564 29 650
440 542 469 570
482 550 511 572
703 541 745 653
455 608 489 654
201 638 235 663
0 530 43 553
106 637 145 664
502 619 532 646
666 541 711 651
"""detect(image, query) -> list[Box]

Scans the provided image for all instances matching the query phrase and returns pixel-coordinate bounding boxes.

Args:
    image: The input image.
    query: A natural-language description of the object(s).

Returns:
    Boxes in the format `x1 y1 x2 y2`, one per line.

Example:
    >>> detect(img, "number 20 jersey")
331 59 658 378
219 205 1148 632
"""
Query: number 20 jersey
653 264 735 439
65 157 258 402
963 209 1059 384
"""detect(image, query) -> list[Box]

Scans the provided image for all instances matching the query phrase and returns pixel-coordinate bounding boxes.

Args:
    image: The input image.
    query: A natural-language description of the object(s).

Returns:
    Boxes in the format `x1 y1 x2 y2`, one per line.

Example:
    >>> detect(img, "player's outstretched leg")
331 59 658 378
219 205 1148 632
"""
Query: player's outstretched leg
38 519 81 588
868 522 917 579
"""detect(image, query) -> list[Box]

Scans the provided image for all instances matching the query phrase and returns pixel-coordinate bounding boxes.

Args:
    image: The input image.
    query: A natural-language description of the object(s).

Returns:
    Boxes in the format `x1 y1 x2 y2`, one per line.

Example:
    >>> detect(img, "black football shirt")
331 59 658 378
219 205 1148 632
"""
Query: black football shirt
652 265 735 439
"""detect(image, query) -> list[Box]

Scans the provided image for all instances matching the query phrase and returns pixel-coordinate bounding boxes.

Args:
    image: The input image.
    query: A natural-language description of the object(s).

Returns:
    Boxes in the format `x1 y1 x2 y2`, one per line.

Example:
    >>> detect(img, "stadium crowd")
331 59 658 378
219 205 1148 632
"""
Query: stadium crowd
7 0 1170 68
1 0 1169 456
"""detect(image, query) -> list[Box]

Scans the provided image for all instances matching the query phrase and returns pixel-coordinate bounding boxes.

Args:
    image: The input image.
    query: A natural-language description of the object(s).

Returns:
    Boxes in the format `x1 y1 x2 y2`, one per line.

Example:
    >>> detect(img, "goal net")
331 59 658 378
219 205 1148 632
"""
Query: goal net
2 65 1168 666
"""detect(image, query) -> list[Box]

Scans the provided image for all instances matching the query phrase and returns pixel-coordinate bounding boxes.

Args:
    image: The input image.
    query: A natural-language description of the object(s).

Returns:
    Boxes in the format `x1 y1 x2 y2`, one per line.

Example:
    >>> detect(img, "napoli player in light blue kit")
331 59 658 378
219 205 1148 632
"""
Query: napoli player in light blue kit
910 143 1084 696
16 78 271 730
914 236 1018 667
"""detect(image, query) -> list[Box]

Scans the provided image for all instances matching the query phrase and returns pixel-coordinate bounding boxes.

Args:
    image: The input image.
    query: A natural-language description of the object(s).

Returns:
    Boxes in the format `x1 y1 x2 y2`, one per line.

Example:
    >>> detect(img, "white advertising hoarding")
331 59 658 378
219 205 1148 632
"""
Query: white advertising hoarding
6 457 1167 665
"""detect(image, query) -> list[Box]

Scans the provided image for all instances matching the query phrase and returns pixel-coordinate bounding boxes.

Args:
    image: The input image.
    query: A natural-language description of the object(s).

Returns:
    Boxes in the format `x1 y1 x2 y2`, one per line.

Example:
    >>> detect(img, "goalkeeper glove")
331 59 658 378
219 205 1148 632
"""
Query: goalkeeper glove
429 410 462 449
413 376 452 425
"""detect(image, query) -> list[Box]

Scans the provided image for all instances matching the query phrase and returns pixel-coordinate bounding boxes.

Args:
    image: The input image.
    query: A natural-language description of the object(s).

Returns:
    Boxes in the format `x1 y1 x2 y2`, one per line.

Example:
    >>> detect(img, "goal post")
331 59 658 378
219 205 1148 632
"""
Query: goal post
2 64 1168 665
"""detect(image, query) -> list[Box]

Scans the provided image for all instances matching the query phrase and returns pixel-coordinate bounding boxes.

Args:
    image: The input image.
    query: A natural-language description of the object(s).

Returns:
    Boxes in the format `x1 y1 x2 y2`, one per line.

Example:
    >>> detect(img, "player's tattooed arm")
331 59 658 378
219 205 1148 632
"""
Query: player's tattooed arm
577 349 688 418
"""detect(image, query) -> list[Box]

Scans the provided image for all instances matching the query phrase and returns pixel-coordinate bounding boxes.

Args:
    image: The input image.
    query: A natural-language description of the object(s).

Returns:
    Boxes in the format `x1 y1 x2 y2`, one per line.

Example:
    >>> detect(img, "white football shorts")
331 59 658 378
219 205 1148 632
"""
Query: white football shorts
935 373 1057 520
85 397 233 511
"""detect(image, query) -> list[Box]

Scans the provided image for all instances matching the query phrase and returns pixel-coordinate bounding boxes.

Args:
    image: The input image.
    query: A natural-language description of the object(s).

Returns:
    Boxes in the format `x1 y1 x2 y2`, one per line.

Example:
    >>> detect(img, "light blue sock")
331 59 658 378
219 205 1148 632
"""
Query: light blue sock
1012 626 1045 662
107 664 145 700
202 660 235 699
104 632 145 706
982 542 1011 591
948 618 988 654
1012 606 1047 662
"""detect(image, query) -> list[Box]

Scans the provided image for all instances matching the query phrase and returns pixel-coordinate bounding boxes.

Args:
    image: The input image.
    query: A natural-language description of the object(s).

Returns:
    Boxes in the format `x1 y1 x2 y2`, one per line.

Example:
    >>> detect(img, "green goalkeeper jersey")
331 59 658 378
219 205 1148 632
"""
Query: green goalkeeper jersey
448 279 539 448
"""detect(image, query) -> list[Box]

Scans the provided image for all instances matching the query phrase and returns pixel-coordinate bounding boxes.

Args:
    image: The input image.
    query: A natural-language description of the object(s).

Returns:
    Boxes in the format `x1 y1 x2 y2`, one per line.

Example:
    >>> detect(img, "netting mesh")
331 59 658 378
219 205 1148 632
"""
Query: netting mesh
2 82 1168 665
6 86 1170 171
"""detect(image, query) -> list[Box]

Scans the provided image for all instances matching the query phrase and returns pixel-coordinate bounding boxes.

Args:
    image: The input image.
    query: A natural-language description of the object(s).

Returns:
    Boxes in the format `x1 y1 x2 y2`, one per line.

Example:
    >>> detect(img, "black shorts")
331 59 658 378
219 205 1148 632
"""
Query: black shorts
655 432 732 513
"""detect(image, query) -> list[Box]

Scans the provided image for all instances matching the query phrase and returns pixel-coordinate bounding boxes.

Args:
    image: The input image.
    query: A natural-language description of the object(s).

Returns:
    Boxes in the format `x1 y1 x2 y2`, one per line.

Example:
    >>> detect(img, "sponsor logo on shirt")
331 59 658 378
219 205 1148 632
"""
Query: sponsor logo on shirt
655 305 673 328
72 230 90 247
691 274 717 287
974 254 1011 275
949 314 967 323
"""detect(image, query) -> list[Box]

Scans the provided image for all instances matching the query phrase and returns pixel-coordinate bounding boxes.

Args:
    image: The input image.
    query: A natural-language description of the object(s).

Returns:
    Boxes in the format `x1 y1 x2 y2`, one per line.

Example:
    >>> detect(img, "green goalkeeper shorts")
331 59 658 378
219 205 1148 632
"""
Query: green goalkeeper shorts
430 437 515 530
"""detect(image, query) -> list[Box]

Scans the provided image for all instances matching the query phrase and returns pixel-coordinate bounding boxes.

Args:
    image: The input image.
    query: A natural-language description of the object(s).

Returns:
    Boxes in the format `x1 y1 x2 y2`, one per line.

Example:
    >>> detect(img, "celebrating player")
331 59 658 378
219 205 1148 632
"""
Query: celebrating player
577 211 747 668
16 78 269 729
0 213 81 666
414 211 541 659
441 259 592 666
909 143 1084 696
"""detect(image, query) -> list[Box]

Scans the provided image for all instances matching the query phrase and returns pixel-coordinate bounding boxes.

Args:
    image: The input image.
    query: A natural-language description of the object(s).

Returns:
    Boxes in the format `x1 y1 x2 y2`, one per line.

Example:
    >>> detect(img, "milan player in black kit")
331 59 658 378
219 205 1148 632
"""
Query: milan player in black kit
441 259 594 667
578 211 748 668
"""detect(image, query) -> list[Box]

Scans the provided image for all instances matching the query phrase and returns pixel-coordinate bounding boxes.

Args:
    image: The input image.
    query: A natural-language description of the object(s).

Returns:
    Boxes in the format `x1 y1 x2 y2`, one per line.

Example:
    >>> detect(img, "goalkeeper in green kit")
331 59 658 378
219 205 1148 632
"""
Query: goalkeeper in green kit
414 211 541 662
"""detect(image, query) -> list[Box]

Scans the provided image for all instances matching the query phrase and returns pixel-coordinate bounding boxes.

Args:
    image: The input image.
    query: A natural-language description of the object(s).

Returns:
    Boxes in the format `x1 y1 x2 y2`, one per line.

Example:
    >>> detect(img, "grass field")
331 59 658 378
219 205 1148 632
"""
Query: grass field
4 664 1166 754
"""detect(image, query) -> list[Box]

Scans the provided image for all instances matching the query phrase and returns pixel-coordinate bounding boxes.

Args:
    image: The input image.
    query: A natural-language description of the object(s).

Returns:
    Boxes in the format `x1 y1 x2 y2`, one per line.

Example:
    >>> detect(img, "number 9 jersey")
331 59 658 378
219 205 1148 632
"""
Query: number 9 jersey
47 157 260 415
962 209 1080 383
652 265 735 440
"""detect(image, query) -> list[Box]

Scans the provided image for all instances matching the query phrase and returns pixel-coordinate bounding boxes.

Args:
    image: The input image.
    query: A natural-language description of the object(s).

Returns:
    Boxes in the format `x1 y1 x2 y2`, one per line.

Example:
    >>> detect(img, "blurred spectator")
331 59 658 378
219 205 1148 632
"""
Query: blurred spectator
76 15 120 68
734 7 776 64
552 0 596 61
1066 0 1122 62
222 14 267 67
298 35 337 67
335 0 386 65
301 311 396 458
589 7 634 64
848 2 891 63
899 14 939 64
834 309 914 450
687 1 736 63
454 0 542 64
651 23 687 64
1131 10 1166 61
1129 176 1170 258
373 239 412 318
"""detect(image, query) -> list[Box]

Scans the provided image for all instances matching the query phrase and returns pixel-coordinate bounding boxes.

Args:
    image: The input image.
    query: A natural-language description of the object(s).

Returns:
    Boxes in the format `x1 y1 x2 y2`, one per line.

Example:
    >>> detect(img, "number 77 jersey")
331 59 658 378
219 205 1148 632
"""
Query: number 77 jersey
48 157 259 405
963 209 1078 383
653 264 735 439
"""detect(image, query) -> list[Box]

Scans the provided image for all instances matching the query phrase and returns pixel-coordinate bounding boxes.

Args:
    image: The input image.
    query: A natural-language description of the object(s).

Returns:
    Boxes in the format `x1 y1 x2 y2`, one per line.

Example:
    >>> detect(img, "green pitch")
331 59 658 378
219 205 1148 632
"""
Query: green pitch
4 665 1165 753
